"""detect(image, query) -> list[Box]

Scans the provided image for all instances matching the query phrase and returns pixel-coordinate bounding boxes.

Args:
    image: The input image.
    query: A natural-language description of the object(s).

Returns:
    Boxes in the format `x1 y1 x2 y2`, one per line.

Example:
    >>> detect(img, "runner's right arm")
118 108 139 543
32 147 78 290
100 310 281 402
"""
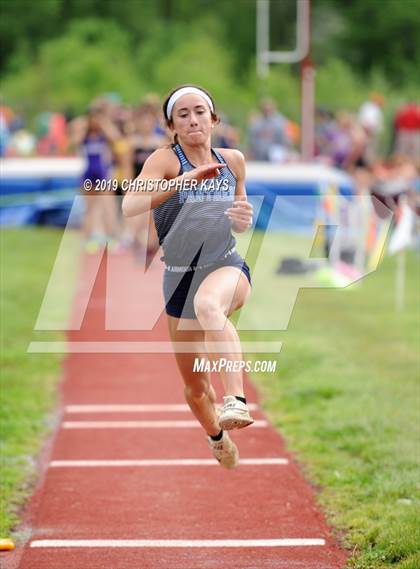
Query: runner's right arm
122 148 225 217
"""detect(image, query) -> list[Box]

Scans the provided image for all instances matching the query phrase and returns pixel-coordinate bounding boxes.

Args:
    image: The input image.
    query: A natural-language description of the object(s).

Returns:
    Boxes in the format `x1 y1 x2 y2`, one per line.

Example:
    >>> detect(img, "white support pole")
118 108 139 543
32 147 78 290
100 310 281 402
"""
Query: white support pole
256 0 270 79
354 198 367 275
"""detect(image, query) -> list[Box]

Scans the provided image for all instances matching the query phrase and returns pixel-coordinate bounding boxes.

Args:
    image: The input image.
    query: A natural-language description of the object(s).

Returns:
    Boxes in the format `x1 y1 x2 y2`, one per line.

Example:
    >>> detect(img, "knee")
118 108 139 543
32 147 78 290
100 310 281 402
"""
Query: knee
194 296 223 326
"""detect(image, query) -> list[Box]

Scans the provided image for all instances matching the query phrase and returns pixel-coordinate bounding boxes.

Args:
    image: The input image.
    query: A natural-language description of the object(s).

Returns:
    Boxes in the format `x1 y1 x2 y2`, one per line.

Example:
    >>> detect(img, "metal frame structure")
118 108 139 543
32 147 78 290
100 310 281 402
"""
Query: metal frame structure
256 0 314 160
257 0 310 77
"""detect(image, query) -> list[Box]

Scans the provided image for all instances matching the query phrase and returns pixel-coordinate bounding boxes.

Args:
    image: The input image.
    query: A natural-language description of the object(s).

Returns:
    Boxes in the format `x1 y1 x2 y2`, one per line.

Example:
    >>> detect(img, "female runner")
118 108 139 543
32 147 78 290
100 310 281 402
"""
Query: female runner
123 85 254 469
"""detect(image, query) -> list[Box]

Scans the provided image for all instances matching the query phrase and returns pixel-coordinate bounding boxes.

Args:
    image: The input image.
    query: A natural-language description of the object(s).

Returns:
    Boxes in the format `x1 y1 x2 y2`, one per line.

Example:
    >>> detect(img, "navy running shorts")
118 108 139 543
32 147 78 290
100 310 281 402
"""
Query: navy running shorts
163 251 251 319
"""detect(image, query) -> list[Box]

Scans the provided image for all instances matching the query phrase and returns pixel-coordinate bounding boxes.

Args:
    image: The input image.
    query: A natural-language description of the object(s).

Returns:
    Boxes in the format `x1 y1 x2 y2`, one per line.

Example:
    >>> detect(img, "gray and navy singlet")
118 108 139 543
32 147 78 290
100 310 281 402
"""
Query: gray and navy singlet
153 143 237 268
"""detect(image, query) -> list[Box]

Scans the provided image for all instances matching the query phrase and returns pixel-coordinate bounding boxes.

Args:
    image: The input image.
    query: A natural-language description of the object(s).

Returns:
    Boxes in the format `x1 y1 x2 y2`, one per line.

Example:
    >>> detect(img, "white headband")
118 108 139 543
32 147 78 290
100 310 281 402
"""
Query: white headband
166 87 214 120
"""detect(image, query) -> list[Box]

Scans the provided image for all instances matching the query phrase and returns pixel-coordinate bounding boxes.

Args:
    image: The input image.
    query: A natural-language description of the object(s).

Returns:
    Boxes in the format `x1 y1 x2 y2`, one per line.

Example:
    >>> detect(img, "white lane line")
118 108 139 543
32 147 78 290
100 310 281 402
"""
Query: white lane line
49 458 289 467
65 403 259 413
30 538 326 548
62 420 268 429
28 341 282 353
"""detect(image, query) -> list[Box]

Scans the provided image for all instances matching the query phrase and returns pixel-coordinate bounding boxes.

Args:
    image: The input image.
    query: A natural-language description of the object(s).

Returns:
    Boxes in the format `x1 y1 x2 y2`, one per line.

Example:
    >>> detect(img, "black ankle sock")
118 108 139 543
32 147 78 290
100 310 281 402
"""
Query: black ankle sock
235 396 247 404
209 429 223 441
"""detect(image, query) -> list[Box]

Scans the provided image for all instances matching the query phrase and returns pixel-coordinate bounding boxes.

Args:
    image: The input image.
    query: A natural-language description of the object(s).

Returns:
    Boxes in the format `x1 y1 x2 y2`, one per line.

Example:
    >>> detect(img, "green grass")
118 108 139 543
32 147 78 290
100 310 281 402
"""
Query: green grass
237 231 420 569
0 228 66 537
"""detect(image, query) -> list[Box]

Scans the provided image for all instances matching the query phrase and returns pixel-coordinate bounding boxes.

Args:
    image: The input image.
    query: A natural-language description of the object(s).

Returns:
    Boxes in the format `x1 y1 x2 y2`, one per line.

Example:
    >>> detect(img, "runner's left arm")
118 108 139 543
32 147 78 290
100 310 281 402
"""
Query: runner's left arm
224 150 253 233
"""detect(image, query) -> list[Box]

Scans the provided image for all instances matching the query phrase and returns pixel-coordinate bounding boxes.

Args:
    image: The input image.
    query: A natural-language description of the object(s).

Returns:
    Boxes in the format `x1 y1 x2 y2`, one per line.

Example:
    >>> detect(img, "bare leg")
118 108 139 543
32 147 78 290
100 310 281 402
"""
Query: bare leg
193 266 251 397
167 316 220 436
83 194 103 239
101 194 121 239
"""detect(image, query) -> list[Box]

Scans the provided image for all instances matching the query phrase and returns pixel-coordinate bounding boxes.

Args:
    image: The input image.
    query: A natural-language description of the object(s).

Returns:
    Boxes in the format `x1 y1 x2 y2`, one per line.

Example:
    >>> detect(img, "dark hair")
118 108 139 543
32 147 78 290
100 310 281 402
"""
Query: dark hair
162 84 219 145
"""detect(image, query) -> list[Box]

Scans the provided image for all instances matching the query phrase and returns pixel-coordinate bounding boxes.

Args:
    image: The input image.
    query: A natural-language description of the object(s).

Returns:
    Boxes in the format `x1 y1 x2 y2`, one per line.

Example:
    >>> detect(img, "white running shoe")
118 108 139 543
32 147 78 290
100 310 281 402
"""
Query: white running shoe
207 431 239 469
218 395 254 430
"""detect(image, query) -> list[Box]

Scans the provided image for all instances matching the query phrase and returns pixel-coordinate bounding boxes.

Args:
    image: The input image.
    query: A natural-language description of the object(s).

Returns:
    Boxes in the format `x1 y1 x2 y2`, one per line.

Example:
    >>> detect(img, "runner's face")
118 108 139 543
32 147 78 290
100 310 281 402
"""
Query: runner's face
170 94 214 145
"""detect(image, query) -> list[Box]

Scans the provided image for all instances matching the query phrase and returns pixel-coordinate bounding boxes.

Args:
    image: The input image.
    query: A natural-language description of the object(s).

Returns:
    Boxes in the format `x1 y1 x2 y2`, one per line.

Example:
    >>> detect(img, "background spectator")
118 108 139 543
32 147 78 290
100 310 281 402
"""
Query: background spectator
248 98 291 162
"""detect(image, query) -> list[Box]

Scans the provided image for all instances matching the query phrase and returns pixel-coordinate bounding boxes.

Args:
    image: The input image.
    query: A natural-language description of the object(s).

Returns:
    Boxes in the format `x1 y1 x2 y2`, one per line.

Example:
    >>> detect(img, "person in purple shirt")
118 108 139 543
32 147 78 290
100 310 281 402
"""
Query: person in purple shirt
71 105 121 252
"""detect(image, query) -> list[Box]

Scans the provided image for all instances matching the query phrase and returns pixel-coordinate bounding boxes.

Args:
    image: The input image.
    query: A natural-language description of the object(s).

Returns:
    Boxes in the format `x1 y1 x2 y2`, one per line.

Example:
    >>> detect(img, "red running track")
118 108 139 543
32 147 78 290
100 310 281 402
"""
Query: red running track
3 249 349 569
